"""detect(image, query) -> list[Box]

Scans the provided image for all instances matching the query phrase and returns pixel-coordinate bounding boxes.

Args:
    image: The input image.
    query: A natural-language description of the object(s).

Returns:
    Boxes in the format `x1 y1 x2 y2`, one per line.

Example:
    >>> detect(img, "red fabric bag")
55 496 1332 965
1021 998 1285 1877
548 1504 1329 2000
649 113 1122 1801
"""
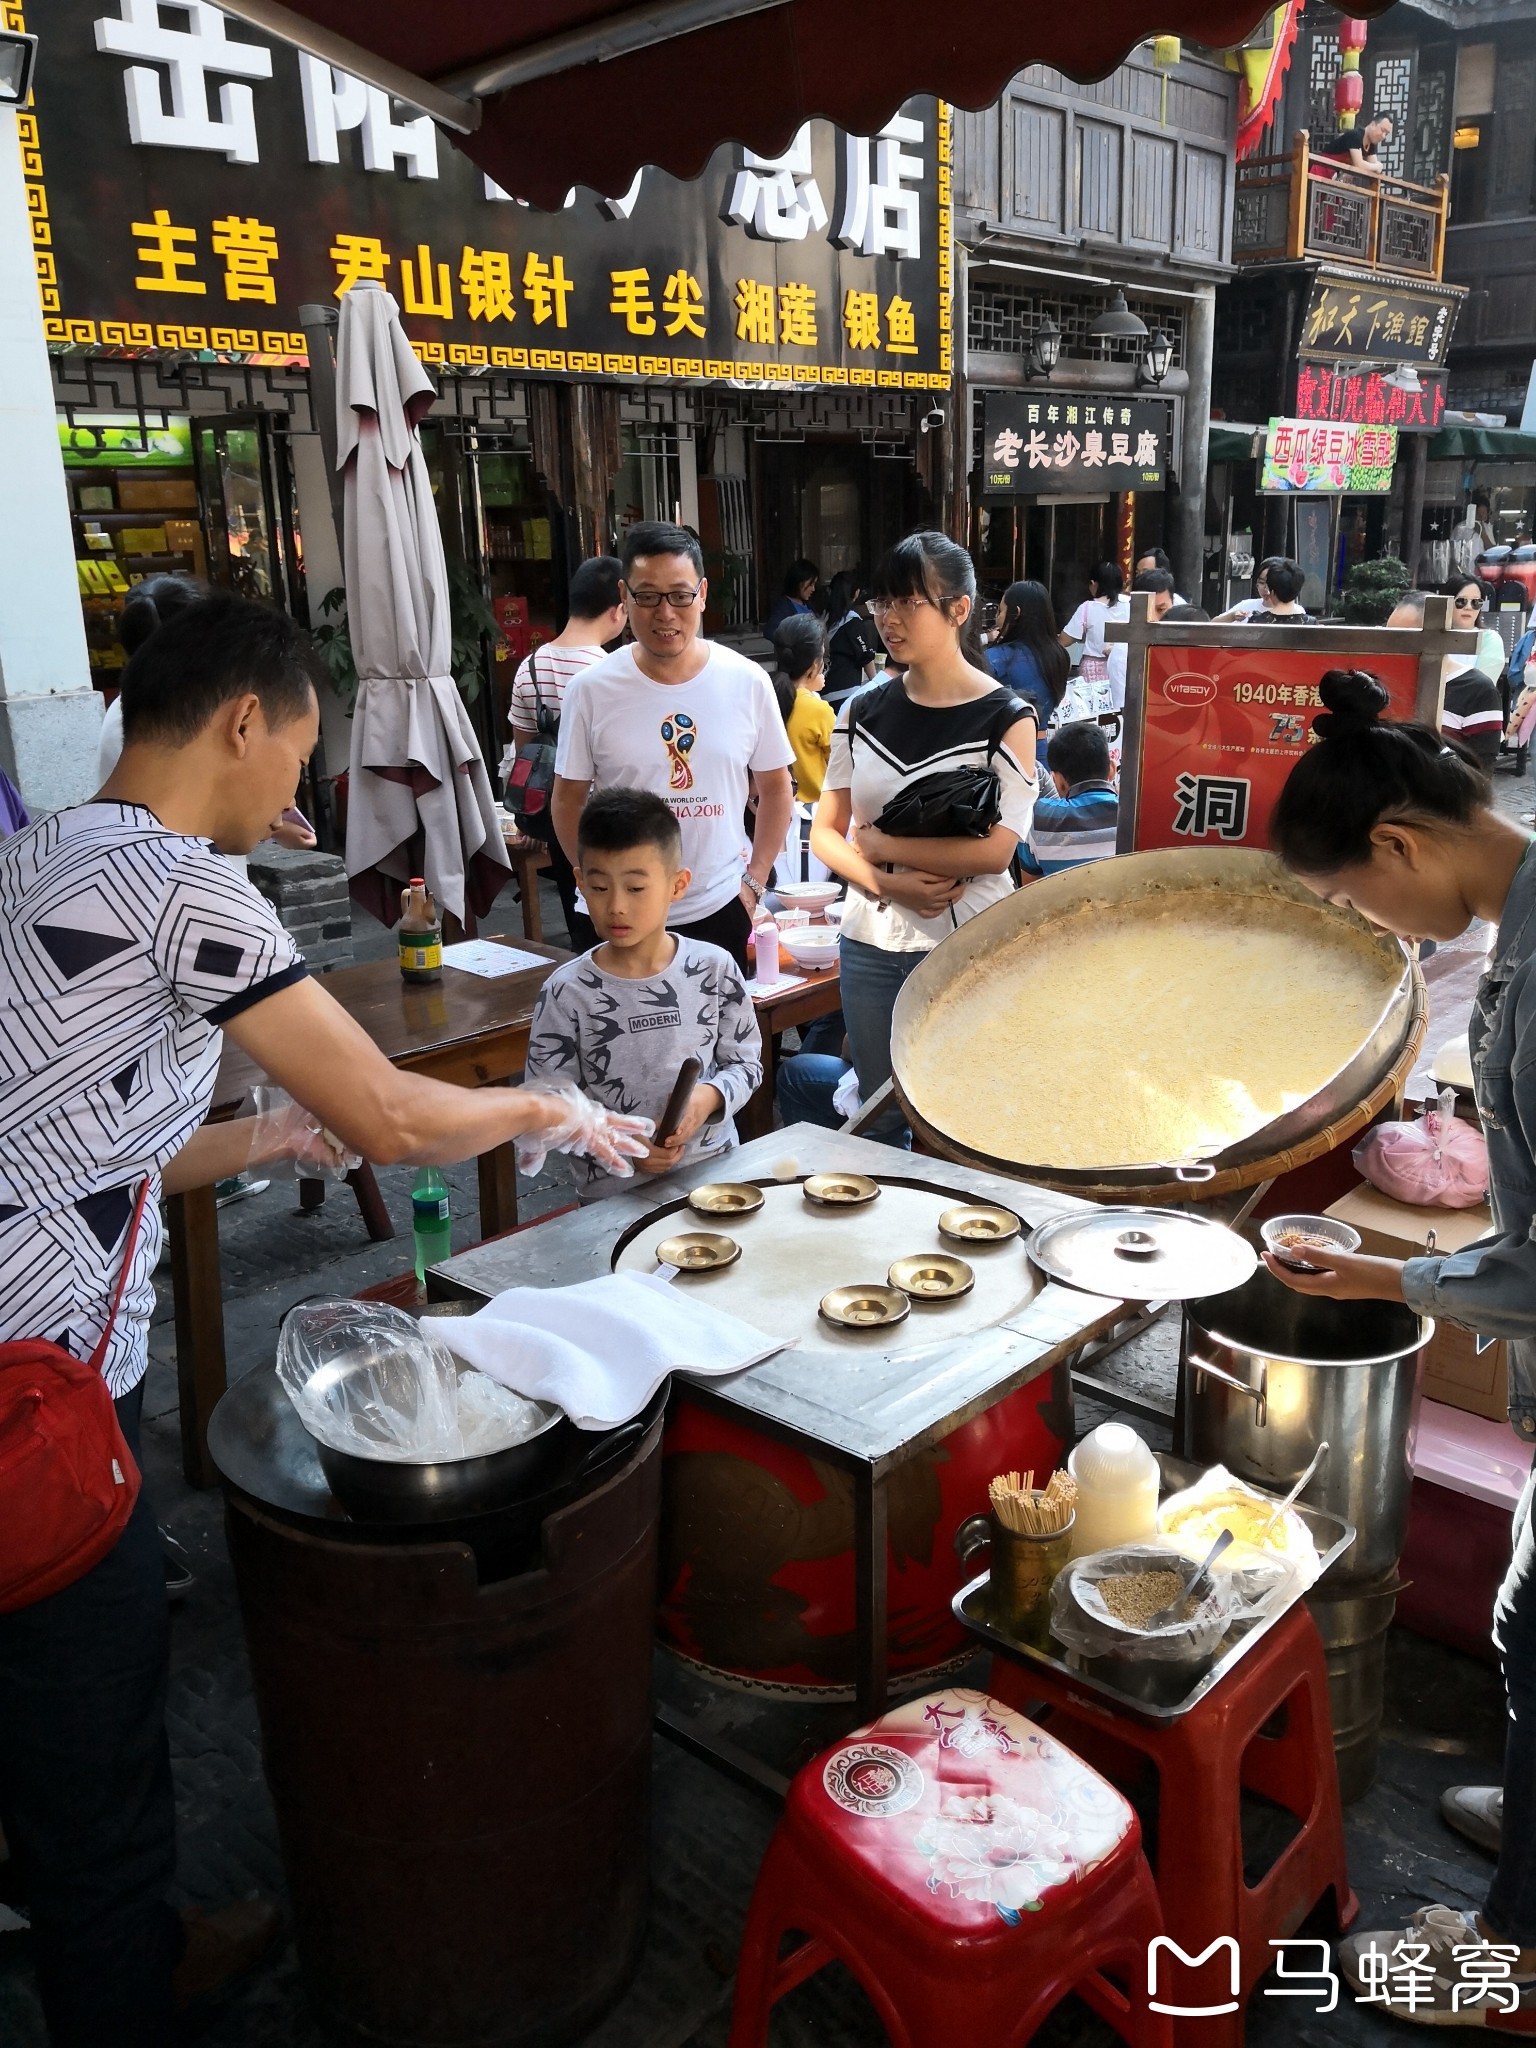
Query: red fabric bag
0 1183 149 1613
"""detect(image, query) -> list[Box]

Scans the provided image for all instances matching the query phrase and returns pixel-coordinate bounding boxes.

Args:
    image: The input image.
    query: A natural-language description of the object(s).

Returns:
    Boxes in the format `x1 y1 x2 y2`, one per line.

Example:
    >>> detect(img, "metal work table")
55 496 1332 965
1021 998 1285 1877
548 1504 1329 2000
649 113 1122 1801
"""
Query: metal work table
429 1123 1131 1789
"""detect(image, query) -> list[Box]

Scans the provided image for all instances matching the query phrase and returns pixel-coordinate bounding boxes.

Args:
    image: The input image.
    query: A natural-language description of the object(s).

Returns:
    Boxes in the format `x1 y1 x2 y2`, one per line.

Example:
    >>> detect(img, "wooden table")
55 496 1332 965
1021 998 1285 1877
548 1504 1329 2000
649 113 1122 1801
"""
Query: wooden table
740 957 842 1141
168 936 568 1489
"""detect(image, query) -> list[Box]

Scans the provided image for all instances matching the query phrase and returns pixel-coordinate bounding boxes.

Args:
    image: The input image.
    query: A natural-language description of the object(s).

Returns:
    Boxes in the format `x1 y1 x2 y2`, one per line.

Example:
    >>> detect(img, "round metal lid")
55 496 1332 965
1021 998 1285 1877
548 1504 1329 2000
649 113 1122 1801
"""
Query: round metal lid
1028 1206 1257 1302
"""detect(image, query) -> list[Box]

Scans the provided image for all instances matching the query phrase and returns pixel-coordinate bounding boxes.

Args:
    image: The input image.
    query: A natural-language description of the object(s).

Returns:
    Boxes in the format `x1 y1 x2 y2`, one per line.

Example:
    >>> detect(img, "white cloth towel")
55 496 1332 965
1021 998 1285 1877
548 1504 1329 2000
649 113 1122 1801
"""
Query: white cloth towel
433 1271 787 1429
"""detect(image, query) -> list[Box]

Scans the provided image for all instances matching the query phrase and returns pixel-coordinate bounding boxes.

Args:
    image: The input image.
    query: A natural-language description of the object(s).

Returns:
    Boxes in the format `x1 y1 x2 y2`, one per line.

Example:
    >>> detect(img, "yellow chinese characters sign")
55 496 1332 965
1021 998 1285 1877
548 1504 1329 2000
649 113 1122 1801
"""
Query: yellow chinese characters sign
32 0 951 389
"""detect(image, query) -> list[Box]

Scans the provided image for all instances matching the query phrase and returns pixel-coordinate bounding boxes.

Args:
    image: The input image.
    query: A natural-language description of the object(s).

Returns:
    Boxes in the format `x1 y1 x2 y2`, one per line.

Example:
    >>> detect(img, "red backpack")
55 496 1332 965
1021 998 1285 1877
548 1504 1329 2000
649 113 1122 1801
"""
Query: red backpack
0 1183 149 1612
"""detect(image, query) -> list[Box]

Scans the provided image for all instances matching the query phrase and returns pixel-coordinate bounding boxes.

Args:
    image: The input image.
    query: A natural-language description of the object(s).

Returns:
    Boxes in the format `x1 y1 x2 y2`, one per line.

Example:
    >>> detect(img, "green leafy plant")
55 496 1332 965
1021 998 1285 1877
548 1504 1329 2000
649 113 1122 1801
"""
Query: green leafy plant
310 586 358 703
310 561 504 707
1340 554 1411 626
445 554 504 705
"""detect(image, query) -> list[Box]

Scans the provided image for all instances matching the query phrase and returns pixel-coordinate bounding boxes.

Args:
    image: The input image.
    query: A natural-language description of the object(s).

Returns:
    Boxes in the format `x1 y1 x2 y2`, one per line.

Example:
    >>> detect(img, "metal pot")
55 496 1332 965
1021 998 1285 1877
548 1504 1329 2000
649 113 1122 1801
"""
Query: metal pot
314 1406 578 1524
1181 1269 1431 1586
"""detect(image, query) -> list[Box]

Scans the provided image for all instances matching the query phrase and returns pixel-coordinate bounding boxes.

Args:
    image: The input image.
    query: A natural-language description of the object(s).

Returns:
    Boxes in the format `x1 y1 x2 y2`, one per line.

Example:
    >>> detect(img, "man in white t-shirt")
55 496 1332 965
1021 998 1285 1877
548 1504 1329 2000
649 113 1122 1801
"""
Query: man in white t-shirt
551 521 795 972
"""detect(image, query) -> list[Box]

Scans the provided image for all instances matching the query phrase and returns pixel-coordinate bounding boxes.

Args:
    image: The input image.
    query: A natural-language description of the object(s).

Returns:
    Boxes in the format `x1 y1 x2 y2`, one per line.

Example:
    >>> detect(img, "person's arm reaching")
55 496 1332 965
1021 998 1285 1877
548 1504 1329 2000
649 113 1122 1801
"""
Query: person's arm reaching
217 976 647 1171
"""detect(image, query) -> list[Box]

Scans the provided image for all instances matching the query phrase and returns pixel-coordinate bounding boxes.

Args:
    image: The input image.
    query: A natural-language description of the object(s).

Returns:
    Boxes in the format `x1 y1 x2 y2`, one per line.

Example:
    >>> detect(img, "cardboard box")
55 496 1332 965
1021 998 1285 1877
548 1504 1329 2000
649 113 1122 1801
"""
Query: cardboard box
118 477 198 512
1325 1183 1508 1422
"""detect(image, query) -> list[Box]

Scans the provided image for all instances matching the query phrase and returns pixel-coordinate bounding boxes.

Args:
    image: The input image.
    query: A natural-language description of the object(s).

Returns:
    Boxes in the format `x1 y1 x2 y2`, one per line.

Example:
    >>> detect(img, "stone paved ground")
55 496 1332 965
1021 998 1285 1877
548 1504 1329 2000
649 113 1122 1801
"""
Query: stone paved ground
0 843 1527 2045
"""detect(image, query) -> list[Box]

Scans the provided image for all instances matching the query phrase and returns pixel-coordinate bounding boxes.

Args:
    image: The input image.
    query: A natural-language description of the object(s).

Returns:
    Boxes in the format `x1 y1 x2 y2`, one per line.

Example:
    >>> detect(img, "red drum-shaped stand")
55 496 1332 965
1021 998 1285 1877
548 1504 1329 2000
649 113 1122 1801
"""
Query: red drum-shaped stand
660 1372 1067 1693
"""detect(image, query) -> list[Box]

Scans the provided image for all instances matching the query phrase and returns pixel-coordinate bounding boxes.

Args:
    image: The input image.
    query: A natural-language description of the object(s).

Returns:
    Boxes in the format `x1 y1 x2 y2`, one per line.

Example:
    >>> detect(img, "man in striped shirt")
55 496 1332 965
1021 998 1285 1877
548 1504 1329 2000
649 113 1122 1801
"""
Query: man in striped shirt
1389 591 1504 770
1020 721 1119 879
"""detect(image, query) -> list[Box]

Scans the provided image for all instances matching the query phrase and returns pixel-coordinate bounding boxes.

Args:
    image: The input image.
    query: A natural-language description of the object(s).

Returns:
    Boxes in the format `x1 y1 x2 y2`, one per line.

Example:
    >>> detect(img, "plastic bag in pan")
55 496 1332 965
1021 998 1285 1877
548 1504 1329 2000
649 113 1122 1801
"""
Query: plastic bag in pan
276 1298 548 1463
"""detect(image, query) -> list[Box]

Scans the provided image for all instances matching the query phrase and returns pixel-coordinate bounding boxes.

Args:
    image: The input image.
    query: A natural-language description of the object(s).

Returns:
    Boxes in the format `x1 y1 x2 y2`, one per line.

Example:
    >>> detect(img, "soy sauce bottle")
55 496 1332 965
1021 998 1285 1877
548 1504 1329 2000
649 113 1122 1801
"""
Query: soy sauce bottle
398 878 442 984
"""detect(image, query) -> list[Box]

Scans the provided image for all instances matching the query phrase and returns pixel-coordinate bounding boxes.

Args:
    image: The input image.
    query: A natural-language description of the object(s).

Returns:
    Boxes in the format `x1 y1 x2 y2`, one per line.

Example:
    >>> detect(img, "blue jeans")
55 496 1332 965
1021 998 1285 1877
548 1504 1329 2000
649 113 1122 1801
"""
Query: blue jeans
776 1053 849 1130
837 936 928 1148
0 1383 182 2046
1489 1462 1536 1943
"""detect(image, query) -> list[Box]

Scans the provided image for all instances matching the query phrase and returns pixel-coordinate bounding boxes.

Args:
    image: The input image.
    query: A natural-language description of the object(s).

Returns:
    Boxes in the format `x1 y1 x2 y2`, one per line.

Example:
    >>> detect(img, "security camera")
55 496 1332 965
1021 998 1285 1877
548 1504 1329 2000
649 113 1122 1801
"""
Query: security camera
920 405 946 432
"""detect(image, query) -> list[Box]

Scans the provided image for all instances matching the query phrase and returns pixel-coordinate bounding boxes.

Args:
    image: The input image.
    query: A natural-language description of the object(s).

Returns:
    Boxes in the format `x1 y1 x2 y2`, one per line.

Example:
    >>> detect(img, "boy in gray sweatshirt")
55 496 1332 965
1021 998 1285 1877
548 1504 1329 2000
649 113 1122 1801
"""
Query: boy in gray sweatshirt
525 788 764 1199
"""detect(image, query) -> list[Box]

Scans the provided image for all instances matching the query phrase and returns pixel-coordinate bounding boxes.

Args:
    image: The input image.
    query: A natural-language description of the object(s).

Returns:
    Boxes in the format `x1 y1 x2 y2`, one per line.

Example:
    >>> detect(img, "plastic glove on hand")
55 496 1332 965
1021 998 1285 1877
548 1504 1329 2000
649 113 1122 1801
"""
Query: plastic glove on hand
252 1086 363 1182
514 1080 654 1179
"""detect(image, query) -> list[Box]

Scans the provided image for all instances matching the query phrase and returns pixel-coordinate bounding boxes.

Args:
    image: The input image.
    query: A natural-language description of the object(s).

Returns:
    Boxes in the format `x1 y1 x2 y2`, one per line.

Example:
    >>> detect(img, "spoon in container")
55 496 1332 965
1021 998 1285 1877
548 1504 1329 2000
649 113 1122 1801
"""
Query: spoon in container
1261 1441 1329 1543
1146 1528 1234 1629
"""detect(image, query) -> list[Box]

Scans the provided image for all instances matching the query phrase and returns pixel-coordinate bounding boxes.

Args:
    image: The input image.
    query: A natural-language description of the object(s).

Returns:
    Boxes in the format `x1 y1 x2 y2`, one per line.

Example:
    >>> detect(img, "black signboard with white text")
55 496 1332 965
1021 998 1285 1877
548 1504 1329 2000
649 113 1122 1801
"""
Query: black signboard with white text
25 0 950 389
1297 271 1463 369
980 392 1170 496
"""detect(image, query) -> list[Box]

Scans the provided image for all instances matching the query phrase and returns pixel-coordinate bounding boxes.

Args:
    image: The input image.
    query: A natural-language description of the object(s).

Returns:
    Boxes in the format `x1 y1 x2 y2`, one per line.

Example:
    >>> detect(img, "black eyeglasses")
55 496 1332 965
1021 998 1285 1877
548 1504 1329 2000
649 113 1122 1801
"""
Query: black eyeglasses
625 584 703 610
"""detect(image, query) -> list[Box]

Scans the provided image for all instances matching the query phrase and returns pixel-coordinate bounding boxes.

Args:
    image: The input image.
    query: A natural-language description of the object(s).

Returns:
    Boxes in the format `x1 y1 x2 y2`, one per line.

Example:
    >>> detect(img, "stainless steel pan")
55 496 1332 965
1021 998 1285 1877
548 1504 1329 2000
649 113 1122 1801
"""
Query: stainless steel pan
888 846 1419 1197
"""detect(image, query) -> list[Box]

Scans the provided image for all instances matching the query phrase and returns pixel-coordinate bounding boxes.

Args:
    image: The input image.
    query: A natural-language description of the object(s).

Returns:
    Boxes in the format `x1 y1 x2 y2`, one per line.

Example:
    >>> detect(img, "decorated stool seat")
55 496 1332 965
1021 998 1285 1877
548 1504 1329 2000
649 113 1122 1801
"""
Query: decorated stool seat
728 1688 1172 2048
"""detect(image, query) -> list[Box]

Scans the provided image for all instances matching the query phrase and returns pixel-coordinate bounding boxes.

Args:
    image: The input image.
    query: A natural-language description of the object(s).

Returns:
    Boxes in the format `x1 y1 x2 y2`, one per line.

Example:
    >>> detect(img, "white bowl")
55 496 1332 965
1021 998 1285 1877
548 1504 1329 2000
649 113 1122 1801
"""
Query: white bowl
822 898 845 925
781 930 840 972
775 881 842 912
1260 1214 1361 1273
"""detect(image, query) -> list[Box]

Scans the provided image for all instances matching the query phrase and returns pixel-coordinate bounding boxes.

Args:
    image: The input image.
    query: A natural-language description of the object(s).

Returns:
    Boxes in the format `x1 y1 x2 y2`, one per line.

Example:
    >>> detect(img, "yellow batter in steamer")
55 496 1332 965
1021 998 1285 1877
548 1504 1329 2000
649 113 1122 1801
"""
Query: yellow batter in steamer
904 897 1397 1170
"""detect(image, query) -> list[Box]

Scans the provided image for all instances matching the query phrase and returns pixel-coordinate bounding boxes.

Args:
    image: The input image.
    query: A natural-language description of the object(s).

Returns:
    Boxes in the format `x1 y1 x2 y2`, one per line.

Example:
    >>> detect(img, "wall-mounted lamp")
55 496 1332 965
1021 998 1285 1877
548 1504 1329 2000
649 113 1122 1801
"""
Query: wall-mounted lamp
0 30 37 106
1384 363 1423 395
1139 328 1174 386
1023 316 1062 380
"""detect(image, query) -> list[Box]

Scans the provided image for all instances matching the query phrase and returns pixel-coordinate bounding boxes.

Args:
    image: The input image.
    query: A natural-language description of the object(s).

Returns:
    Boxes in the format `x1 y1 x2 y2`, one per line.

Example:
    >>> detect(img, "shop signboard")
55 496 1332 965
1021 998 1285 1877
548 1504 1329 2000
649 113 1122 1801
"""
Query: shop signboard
1298 271 1462 369
27 0 950 389
979 393 1170 496
1293 360 1446 433
58 414 195 467
1114 607 1465 856
1260 418 1398 495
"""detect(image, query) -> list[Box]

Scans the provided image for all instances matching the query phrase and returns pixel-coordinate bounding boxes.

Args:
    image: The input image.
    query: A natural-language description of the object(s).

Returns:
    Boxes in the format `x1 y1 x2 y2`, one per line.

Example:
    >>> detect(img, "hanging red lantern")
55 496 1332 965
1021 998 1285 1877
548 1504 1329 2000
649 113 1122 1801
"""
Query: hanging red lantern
1338 17 1368 50
1335 68 1365 115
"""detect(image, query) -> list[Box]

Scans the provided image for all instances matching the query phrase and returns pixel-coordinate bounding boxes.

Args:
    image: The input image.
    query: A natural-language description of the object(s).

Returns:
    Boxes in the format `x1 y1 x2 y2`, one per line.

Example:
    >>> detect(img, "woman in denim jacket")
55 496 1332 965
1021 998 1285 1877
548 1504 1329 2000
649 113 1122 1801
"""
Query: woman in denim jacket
1266 667 1536 2023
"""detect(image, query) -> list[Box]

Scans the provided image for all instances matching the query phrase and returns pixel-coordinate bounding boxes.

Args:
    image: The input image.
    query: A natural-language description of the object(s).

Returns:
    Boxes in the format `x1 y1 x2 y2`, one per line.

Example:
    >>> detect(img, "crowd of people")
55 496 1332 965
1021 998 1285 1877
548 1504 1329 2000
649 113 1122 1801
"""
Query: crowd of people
9 504 1535 2043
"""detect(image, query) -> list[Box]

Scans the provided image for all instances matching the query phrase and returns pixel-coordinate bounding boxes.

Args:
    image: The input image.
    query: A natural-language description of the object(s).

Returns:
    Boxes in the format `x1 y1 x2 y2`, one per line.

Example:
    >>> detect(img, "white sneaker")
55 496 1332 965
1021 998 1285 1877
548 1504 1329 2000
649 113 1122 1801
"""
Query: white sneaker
1339 1903 1536 2027
1443 1786 1504 1856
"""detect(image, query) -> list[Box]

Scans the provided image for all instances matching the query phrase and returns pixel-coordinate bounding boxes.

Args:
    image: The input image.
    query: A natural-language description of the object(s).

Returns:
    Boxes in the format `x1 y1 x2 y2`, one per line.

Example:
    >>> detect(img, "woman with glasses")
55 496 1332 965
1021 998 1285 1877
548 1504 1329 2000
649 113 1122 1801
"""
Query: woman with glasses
1443 577 1509 686
810 532 1038 1145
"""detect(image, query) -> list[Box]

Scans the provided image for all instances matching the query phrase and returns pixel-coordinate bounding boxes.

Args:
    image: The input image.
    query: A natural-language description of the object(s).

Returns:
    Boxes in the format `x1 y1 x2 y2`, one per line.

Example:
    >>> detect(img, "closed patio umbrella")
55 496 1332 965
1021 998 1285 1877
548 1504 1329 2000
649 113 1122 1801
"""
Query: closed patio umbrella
337 279 510 931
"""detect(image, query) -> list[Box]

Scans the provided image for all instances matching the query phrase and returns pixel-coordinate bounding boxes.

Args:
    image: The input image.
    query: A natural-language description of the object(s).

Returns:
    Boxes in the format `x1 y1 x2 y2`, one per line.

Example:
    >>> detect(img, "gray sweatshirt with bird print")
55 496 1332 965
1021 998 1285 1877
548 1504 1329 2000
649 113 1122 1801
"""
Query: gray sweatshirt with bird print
524 936 764 1198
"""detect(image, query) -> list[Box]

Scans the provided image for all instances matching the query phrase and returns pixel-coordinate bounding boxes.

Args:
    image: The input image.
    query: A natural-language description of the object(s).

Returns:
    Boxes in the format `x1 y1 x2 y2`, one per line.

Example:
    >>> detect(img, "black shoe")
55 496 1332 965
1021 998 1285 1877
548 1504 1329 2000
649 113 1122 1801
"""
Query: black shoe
162 1531 195 1600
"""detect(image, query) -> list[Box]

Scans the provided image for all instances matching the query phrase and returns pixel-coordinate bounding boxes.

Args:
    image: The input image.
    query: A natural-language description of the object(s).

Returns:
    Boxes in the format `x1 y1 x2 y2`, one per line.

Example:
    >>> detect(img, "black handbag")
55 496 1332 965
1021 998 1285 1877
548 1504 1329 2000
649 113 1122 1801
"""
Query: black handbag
850 685 1029 839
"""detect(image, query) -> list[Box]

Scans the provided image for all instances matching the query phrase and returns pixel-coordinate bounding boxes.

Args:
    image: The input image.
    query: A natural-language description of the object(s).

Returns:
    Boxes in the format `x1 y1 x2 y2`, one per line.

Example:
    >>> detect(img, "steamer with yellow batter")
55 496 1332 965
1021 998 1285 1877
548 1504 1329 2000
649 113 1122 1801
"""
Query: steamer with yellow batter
887 847 1425 1202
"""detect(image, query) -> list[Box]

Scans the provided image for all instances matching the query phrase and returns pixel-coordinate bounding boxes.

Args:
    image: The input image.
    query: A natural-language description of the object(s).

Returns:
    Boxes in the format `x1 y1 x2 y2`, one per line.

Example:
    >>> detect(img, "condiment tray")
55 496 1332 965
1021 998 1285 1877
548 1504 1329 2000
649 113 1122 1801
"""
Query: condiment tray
954 1453 1356 1720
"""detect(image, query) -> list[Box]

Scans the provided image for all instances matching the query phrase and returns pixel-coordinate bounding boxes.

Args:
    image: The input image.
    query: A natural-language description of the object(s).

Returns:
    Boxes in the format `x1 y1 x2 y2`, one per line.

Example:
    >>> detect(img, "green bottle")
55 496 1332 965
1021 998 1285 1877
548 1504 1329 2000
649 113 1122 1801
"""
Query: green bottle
412 1168 452 1283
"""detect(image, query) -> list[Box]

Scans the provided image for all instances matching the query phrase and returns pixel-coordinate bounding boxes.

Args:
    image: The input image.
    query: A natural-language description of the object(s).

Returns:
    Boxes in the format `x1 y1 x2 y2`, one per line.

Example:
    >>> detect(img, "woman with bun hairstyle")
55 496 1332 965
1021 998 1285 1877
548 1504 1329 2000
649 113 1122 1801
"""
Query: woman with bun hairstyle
1267 667 1536 2017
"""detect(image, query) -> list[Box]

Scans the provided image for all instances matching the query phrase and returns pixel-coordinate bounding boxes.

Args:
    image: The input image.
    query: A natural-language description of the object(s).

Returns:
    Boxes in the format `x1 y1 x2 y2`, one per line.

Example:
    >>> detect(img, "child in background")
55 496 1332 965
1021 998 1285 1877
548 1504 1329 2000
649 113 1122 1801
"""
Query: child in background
525 788 763 1199
773 613 835 804
1019 720 1119 879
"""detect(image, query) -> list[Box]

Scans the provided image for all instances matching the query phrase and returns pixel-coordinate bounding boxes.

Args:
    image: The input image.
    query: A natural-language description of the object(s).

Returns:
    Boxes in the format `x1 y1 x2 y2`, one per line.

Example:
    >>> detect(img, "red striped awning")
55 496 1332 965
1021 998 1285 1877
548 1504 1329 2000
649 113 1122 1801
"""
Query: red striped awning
217 0 1389 211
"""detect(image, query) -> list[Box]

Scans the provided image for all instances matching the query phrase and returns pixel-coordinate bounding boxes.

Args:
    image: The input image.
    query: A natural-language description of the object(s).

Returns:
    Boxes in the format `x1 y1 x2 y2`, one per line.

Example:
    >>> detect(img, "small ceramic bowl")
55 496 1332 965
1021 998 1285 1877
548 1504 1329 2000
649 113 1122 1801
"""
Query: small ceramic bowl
775 881 842 913
781 930 840 972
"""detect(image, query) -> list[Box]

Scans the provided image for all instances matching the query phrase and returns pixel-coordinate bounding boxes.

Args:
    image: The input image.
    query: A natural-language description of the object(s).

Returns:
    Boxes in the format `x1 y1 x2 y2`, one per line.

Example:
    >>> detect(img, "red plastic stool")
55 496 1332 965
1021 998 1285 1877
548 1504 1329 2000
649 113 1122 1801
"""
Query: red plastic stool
988 1604 1357 2047
729 1687 1172 2047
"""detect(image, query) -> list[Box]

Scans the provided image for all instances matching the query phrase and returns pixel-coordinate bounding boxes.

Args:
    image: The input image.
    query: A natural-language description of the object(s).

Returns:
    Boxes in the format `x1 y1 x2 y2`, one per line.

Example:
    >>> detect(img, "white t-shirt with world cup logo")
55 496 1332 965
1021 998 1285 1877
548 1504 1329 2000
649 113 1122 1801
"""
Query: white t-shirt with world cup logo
554 641 794 921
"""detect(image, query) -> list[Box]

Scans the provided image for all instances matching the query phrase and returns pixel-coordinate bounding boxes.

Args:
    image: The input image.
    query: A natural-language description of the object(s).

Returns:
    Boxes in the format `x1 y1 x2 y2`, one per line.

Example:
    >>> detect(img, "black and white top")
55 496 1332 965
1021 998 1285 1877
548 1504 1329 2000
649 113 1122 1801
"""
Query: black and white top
0 803 305 1396
524 936 762 1199
825 679 1037 952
